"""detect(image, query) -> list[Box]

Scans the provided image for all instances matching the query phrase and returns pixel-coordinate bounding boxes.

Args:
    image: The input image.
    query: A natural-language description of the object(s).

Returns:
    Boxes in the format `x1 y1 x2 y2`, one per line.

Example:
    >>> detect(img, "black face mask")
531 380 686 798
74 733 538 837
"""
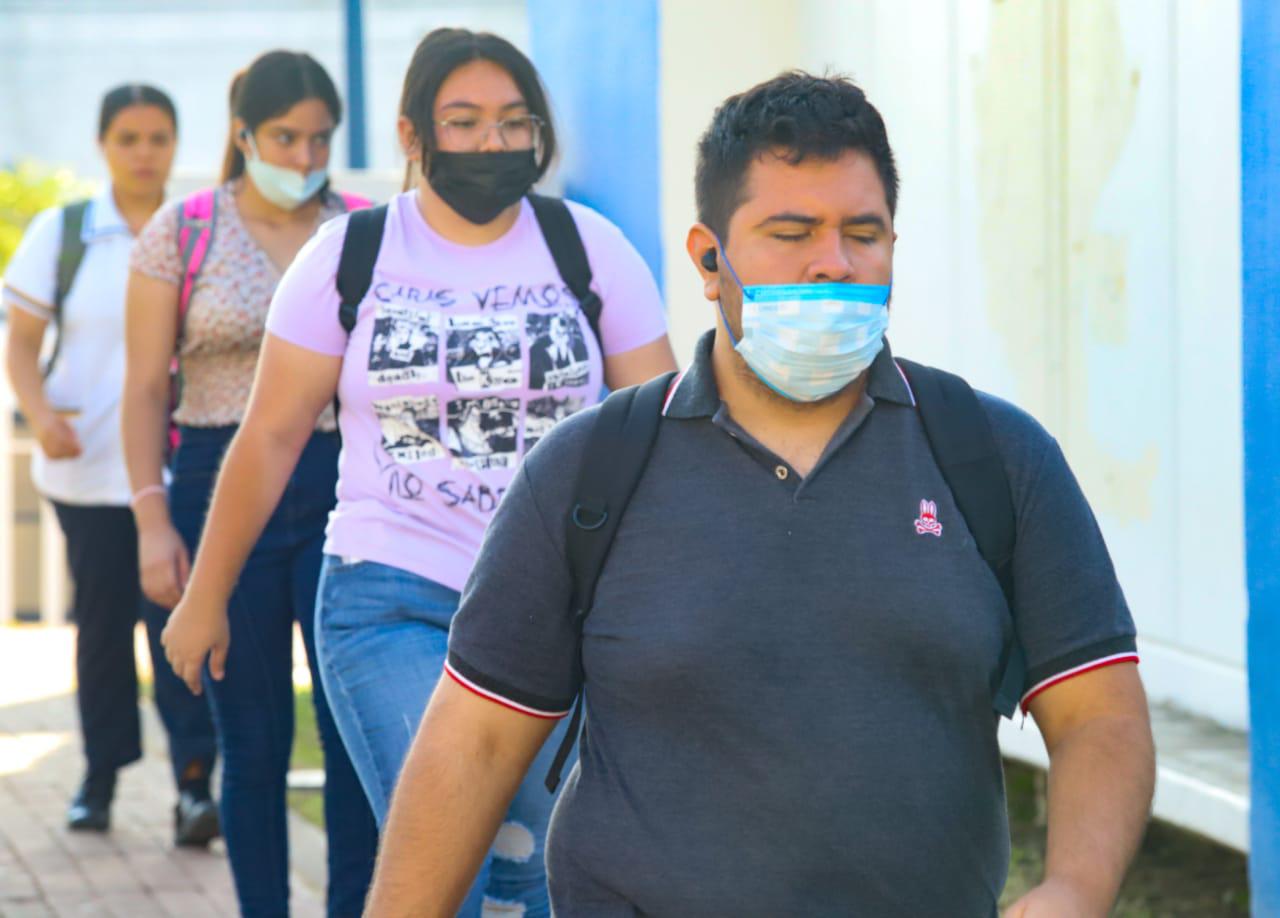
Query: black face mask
427 150 539 225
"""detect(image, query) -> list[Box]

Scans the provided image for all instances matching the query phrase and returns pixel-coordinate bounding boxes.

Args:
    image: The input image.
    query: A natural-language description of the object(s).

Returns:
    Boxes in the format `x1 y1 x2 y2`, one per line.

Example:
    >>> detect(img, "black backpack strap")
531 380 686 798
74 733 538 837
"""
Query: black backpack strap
526 194 603 352
44 200 90 378
335 204 388 334
896 359 1024 718
545 370 678 792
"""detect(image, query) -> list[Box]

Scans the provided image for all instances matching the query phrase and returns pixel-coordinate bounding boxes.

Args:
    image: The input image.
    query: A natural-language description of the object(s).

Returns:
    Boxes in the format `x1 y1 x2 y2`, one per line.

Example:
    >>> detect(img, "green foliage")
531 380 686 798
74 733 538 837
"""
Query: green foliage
0 161 96 275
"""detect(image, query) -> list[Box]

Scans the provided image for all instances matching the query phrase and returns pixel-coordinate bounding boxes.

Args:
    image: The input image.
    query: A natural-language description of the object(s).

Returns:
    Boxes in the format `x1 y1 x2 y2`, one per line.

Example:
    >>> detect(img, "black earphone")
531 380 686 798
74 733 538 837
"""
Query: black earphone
700 249 718 272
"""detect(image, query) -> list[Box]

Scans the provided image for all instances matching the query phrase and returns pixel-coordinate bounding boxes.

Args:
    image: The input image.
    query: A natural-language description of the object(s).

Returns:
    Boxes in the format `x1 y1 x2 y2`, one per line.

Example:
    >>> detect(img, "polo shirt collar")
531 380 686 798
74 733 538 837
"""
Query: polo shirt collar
82 185 131 241
663 328 917 419
662 330 721 419
864 337 917 407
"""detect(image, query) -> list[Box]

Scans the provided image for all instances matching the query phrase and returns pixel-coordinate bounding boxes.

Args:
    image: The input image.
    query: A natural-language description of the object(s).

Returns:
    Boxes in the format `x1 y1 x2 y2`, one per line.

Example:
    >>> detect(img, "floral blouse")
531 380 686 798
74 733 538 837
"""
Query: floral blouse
130 180 345 430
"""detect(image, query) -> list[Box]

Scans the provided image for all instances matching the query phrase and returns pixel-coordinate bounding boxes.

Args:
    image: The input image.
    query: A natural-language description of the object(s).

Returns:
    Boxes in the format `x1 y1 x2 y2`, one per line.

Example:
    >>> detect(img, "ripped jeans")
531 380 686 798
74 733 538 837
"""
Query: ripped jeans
314 556 571 918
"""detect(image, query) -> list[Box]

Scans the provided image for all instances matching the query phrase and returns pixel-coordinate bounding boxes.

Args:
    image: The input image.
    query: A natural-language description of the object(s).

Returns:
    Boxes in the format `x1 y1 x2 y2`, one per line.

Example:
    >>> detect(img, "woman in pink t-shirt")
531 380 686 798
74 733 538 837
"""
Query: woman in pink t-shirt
161 28 676 917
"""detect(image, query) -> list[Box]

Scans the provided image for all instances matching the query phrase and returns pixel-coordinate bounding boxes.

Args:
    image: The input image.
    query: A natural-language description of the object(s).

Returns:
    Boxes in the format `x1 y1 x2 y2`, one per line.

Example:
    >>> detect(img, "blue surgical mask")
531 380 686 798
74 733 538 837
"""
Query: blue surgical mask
716 247 891 402
243 135 327 210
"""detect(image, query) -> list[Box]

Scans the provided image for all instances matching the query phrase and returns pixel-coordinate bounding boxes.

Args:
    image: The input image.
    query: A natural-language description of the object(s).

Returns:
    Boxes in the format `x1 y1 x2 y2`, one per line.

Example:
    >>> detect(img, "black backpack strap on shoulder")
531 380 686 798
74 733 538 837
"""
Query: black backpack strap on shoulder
526 194 603 351
545 370 677 792
335 204 388 334
45 200 90 378
896 359 1024 718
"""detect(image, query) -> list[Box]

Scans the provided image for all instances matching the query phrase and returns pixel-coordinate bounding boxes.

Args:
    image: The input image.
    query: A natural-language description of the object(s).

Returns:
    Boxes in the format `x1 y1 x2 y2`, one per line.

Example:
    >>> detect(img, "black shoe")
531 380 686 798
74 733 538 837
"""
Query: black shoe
174 790 220 848
66 775 114 833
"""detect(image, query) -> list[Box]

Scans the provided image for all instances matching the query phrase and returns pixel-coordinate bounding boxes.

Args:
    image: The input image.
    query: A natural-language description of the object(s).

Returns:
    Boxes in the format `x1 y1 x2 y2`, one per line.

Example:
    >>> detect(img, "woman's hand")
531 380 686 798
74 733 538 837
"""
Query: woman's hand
161 592 231 695
138 519 190 609
33 411 82 460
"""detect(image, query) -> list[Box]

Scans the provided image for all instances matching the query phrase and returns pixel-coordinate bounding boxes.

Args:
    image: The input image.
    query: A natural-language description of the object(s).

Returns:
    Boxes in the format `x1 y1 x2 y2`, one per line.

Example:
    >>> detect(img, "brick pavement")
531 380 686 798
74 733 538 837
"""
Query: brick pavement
0 626 326 917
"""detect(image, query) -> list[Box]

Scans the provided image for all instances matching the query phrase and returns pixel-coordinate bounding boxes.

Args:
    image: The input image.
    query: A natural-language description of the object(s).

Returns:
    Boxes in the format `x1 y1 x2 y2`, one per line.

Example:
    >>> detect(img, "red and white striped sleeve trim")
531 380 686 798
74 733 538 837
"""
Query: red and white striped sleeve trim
444 661 570 720
1019 651 1141 712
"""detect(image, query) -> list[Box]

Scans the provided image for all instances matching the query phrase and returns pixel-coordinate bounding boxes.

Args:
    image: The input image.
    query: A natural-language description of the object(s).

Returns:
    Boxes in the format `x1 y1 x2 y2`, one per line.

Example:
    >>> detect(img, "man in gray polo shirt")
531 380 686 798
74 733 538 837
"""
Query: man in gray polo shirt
366 73 1155 917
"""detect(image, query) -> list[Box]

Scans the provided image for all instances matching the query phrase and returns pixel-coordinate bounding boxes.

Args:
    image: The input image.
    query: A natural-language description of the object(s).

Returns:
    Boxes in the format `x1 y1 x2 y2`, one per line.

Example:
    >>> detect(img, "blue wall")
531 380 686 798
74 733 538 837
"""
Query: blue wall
526 0 663 288
1242 1 1280 910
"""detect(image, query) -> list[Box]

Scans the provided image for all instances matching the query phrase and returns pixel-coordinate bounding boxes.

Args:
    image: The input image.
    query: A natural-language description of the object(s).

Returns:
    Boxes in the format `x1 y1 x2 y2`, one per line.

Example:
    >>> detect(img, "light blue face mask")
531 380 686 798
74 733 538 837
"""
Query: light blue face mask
243 134 327 210
716 247 891 403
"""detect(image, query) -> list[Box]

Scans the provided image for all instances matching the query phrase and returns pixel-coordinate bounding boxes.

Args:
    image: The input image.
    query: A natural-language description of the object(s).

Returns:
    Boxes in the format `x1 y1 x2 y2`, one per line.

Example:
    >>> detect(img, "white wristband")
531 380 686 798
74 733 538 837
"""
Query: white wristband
129 484 167 509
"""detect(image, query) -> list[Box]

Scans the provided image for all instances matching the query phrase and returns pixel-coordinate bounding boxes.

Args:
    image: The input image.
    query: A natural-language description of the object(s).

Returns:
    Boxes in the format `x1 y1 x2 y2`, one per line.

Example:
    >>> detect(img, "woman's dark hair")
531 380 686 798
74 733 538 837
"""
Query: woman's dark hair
399 28 557 181
221 50 342 182
98 84 177 140
695 71 899 241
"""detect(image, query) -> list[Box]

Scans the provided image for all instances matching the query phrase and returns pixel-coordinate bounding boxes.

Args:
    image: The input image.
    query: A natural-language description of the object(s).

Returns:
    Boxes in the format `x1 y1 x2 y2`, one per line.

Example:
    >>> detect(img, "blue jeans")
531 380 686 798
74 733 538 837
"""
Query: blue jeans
315 556 573 918
170 427 378 917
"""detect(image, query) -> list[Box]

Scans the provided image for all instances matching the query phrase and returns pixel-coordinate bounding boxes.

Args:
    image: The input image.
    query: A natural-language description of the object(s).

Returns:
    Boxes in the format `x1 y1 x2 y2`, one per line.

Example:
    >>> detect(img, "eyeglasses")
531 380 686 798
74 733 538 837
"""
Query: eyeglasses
434 114 544 152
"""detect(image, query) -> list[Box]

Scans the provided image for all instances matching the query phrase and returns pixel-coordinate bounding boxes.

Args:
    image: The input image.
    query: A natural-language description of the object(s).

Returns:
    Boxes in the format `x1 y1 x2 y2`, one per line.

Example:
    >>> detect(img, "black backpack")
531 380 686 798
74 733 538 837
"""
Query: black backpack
545 360 1025 792
333 194 603 343
41 199 92 378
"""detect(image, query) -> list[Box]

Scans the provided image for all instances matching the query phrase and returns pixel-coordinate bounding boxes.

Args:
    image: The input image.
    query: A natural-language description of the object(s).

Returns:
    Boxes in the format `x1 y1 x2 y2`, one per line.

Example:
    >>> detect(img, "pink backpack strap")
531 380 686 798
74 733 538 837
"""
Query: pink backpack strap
338 191 372 212
175 189 217 341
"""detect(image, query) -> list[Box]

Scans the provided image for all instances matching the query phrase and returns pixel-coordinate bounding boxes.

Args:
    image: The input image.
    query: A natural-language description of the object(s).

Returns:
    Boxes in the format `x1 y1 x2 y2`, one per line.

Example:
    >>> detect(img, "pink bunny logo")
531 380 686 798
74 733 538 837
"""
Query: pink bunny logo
914 499 943 537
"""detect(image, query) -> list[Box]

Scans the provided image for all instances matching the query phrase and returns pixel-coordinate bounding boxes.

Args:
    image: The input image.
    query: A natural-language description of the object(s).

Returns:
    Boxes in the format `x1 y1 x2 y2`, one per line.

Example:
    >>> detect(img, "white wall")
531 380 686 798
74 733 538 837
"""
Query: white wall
658 0 800 363
0 0 528 179
658 0 1248 728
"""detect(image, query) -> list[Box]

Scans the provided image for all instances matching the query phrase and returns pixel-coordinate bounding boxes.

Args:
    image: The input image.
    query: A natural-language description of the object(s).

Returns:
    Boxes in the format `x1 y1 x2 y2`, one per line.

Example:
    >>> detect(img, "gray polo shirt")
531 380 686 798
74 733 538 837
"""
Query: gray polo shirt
447 331 1138 917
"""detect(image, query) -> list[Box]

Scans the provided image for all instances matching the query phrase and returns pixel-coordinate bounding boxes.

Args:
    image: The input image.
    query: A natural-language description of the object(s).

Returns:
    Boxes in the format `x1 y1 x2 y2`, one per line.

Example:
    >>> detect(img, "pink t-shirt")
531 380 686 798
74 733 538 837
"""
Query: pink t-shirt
266 191 667 590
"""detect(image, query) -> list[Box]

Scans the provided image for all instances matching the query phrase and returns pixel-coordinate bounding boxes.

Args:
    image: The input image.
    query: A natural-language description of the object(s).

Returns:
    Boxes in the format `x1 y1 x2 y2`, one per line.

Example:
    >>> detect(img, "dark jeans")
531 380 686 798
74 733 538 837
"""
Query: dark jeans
51 502 217 789
169 426 378 918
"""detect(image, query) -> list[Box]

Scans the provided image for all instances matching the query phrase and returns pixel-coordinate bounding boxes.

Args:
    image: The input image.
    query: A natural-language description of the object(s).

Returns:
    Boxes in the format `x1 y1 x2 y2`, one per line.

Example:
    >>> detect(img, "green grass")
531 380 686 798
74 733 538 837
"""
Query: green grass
287 692 1250 911
289 688 325 827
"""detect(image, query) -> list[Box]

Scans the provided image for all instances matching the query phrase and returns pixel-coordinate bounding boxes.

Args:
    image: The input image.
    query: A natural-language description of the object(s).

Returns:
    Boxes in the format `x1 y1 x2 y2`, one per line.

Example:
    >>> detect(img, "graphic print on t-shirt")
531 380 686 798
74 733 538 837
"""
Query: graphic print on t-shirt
526 310 590 390
446 397 519 471
524 396 585 453
446 315 522 391
368 304 440 386
373 395 446 464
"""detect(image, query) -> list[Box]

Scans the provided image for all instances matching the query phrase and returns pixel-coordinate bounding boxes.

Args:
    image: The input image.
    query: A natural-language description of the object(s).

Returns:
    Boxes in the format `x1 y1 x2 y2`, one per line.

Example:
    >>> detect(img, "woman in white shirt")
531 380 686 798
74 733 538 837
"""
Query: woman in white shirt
2 84 219 845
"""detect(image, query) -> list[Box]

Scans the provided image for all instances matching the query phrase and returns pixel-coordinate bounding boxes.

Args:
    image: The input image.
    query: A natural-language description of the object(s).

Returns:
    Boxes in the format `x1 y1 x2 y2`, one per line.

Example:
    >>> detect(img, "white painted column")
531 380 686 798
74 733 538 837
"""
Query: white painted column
38 501 67 626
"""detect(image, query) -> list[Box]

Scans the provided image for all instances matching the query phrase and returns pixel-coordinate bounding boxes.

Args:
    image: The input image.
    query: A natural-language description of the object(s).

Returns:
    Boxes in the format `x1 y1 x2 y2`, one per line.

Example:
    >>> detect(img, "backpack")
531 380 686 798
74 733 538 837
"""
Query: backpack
332 193 603 344
167 187 371 449
544 360 1025 792
42 189 371 380
176 187 372 338
41 199 92 378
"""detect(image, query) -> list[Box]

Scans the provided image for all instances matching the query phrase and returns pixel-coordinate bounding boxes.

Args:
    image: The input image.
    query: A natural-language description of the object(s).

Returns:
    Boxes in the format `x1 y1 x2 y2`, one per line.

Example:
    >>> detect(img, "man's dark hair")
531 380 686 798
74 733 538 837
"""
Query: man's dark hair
695 72 899 241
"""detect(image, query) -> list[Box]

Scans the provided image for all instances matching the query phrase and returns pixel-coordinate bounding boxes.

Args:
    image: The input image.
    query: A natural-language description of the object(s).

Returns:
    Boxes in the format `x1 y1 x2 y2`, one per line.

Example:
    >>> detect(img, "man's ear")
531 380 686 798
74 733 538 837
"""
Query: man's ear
686 223 721 303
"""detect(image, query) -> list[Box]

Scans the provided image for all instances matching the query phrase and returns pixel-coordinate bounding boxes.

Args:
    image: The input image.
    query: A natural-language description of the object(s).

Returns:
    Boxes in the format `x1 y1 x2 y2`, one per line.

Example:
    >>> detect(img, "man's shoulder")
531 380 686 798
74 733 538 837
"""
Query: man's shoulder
967 387 1065 497
972 389 1054 451
896 357 1057 469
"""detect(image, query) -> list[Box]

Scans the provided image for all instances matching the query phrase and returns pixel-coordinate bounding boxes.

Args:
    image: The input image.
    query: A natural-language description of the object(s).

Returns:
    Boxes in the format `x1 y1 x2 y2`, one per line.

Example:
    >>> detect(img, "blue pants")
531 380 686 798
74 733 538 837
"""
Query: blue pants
170 427 378 918
55 502 217 788
314 556 573 918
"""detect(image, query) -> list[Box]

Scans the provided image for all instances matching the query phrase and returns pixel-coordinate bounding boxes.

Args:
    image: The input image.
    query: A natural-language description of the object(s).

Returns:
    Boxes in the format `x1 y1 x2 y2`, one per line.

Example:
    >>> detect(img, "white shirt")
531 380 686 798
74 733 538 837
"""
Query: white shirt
3 187 135 505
